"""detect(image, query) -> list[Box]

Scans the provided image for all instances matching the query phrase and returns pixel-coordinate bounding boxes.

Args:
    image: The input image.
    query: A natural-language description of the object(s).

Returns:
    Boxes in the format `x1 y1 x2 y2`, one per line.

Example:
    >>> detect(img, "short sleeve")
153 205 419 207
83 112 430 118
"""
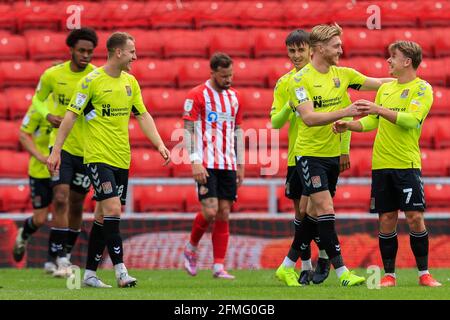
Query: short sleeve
270 78 287 116
343 67 367 91
67 76 92 115
182 89 202 121
20 108 40 134
288 75 312 109
409 82 433 123
35 69 53 102
131 77 147 116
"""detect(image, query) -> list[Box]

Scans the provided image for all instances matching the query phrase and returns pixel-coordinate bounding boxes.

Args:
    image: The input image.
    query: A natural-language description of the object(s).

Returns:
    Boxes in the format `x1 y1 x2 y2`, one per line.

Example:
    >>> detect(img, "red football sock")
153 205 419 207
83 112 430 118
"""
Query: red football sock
212 220 229 265
189 212 209 247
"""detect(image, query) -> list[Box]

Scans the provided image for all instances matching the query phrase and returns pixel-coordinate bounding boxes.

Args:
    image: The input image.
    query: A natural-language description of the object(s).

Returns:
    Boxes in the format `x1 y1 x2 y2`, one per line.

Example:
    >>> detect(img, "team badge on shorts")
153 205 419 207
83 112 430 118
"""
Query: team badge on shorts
199 185 209 195
400 89 409 98
333 78 340 88
102 181 113 194
125 85 132 96
311 176 322 188
370 197 375 210
33 196 42 208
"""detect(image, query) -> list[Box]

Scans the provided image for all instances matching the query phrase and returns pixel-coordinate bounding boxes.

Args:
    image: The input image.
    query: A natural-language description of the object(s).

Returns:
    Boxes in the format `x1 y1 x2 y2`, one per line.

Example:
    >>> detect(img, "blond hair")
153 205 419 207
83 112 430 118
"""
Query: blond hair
106 32 134 57
388 41 422 69
310 23 342 48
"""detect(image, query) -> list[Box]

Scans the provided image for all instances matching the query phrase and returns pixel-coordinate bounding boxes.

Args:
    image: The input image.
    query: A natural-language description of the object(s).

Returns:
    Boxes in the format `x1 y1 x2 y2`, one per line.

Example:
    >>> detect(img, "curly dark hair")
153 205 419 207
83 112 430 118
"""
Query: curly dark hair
66 27 98 48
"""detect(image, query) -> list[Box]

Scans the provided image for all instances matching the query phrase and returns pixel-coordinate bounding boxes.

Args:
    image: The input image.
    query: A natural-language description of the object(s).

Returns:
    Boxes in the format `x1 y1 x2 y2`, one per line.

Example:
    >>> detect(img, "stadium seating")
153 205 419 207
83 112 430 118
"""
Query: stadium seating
176 58 210 88
238 1 285 28
142 88 186 117
209 29 253 58
164 30 210 58
0 150 28 178
0 185 31 212
0 91 8 120
134 185 185 212
232 59 267 87
0 61 45 87
434 118 450 149
425 184 450 207
128 118 149 148
239 87 273 117
0 34 27 61
334 185 371 212
350 148 373 177
132 59 178 87
5 87 34 119
431 87 450 115
25 31 69 61
253 29 289 58
153 117 184 148
233 186 269 212
421 149 449 176
283 2 329 28
130 148 172 177
0 120 21 150
342 28 385 57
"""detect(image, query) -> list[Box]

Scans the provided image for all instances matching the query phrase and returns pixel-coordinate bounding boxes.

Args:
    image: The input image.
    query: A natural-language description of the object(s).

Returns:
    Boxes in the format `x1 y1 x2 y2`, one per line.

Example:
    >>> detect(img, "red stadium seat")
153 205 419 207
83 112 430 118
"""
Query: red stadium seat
431 87 450 115
193 1 243 29
350 148 373 177
25 31 69 61
14 2 60 32
0 150 29 178
417 59 447 87
131 59 178 87
340 57 389 78
148 1 195 29
283 2 329 28
176 58 210 88
342 28 385 57
61 2 105 30
421 149 449 176
0 34 27 61
419 1 450 27
434 118 450 149
0 5 16 32
331 1 375 27
334 185 371 212
384 29 434 58
185 186 201 212
0 61 45 87
100 1 148 29
348 90 377 103
0 185 31 212
153 117 184 148
5 87 34 119
377 1 420 28
233 186 269 212
232 59 267 87
425 184 450 207
0 120 20 150
239 87 273 117
420 117 436 149
253 29 288 58
278 186 294 213
142 88 186 117
0 92 8 120
130 149 172 177
83 188 95 213
266 58 294 88
169 147 192 178
209 29 253 58
134 185 185 212
131 29 164 58
433 27 450 57
239 1 284 28
163 30 209 58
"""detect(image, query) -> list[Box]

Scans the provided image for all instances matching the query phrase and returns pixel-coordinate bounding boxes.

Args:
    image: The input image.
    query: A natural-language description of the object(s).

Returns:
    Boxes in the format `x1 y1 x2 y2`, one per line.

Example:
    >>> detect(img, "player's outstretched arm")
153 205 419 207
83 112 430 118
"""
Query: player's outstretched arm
136 112 170 165
297 101 368 127
184 119 209 184
19 131 47 164
47 110 78 173
271 104 291 129
359 77 394 91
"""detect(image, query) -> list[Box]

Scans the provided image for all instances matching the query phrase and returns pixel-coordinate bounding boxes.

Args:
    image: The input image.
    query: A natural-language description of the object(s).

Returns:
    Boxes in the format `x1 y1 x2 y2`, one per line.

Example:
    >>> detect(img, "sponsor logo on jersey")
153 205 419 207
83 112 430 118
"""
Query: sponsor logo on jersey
207 111 218 122
184 99 193 112
400 89 409 98
333 78 340 88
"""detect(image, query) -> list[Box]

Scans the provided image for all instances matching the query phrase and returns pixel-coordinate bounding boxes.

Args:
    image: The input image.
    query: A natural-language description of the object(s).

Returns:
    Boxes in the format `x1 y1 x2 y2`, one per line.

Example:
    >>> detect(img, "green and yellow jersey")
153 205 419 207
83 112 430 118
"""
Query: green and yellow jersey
67 67 147 169
20 96 53 179
35 61 95 156
271 68 298 166
289 63 367 157
362 78 433 170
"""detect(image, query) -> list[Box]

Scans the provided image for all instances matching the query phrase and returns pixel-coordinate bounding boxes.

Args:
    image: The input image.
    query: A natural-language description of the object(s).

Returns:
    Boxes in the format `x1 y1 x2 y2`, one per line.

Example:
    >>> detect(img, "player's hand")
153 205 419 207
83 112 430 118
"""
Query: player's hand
236 165 245 187
339 154 351 173
192 163 209 185
46 114 63 128
333 120 348 134
37 154 48 165
345 102 369 117
355 99 379 115
47 150 61 176
157 144 171 166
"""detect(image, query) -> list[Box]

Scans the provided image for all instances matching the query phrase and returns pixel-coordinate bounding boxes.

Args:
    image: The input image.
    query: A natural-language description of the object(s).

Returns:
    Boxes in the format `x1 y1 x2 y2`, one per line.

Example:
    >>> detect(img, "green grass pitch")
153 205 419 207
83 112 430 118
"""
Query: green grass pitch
0 268 449 300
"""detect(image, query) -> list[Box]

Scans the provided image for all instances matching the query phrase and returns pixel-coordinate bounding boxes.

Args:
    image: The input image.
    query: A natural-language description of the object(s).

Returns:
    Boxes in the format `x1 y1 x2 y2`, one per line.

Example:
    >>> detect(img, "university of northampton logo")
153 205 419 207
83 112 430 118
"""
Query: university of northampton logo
333 78 340 88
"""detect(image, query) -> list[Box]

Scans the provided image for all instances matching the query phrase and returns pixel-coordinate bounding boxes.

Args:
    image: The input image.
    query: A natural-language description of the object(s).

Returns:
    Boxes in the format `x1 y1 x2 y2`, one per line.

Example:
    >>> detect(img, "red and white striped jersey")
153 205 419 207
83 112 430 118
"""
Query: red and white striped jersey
182 80 243 170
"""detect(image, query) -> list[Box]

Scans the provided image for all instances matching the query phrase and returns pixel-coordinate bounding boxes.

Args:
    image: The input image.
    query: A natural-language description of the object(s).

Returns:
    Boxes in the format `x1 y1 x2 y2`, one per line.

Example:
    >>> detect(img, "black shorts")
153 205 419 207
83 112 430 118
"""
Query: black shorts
296 156 340 197
86 163 129 205
50 149 91 194
370 169 426 214
197 169 237 201
285 166 303 200
29 177 53 209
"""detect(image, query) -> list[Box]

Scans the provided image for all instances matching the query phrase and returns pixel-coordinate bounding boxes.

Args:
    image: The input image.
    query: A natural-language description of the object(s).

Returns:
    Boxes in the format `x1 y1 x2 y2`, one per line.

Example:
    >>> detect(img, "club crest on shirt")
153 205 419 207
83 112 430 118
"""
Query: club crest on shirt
184 99 193 112
333 78 340 88
125 85 132 96
400 89 409 98
311 175 322 188
74 92 87 109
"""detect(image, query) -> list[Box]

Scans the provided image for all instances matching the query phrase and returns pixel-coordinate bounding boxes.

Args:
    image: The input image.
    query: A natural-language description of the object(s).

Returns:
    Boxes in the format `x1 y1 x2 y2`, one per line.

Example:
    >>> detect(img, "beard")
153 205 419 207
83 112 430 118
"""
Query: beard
213 78 231 90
